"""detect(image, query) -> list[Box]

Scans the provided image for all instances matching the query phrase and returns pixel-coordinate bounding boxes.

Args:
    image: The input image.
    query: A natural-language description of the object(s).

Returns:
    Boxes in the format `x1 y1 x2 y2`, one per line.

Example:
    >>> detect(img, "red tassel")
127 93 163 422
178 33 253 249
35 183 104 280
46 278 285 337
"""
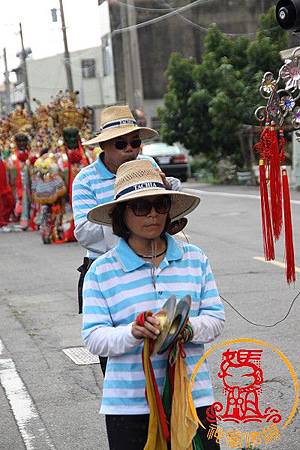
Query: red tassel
282 169 296 284
269 128 282 240
259 161 275 260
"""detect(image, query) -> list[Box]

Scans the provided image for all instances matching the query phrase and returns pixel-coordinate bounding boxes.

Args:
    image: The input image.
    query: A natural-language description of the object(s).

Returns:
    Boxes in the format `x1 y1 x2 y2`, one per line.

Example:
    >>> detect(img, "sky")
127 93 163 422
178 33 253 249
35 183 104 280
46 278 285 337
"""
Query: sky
0 0 101 84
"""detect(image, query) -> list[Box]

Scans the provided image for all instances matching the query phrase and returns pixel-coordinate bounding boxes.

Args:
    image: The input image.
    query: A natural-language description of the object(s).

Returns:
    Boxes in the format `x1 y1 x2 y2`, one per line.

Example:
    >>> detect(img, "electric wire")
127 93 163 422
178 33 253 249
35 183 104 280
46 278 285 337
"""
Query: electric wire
115 0 177 12
111 0 213 35
112 0 281 37
162 0 280 37
220 291 300 327
181 224 299 327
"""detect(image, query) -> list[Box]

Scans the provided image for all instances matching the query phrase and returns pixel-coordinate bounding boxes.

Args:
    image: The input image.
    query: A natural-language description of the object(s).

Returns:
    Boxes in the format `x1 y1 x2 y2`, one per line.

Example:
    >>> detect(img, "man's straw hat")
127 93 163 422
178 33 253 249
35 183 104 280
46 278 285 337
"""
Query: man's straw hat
88 159 200 226
83 105 158 146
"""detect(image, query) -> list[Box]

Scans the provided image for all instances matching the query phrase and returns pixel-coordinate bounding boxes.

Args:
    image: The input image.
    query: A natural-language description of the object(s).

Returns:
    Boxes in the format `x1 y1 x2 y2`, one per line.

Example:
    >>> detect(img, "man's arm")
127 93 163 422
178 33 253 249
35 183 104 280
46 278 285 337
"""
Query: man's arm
72 173 116 254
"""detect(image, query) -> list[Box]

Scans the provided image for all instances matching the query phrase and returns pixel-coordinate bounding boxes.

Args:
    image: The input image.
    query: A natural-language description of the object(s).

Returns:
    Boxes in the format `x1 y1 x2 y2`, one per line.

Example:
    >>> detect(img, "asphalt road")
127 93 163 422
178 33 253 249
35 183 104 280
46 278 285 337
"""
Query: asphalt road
0 183 299 450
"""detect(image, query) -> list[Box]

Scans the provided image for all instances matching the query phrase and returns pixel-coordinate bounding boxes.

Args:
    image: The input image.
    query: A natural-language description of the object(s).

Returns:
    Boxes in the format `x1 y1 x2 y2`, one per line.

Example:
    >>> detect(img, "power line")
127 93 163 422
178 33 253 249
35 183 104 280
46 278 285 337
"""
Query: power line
111 0 212 35
115 0 175 12
112 0 281 37
220 291 300 327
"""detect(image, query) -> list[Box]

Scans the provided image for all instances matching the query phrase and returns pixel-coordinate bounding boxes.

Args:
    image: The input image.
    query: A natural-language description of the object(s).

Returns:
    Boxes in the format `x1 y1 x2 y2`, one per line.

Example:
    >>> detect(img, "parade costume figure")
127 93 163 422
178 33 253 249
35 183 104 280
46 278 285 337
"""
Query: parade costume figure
82 159 225 450
0 153 14 227
50 91 90 242
31 155 66 244
0 120 14 227
7 133 32 229
62 127 89 242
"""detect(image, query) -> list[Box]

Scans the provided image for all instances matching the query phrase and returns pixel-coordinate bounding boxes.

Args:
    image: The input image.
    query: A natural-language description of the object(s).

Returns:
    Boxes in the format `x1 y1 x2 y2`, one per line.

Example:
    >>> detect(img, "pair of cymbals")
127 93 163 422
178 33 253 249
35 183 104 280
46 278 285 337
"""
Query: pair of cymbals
151 295 191 356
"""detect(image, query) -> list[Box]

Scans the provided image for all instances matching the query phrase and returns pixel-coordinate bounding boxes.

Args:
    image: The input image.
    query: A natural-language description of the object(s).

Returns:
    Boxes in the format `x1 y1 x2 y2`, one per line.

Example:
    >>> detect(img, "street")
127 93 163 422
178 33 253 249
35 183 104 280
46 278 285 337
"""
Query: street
0 183 299 450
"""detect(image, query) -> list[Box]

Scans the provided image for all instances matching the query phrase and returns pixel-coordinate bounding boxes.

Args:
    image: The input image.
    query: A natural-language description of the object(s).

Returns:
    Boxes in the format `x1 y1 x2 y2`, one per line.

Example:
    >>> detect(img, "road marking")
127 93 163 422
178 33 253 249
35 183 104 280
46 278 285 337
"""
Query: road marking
254 256 300 273
0 338 55 450
184 187 300 205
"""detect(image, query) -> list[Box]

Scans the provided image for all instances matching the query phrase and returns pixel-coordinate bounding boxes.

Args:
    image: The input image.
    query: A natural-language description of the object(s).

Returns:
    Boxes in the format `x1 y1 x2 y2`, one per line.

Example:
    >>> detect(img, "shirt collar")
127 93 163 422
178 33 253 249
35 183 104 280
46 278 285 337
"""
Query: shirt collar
95 155 115 180
115 234 183 272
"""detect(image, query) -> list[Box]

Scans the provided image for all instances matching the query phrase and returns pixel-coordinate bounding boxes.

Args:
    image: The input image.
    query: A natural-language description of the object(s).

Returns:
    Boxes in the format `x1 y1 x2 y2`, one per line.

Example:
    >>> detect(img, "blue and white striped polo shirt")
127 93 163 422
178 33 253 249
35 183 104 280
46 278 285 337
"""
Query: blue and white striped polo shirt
82 233 225 415
72 154 159 258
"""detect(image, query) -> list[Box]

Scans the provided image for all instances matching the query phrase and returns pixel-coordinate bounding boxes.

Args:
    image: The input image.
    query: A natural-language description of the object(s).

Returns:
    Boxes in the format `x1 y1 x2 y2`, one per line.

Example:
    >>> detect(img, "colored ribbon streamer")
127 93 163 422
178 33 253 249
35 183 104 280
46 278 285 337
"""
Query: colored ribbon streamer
138 310 201 450
137 311 169 449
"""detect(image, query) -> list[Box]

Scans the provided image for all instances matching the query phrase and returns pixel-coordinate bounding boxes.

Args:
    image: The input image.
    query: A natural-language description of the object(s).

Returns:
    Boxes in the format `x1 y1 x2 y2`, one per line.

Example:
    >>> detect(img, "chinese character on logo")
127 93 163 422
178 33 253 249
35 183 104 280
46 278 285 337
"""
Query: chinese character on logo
206 349 282 424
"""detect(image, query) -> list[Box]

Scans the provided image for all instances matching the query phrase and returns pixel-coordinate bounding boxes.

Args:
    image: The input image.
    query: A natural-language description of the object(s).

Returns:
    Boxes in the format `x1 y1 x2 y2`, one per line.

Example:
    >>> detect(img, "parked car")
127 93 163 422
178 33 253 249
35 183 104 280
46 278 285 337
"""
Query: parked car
141 142 191 181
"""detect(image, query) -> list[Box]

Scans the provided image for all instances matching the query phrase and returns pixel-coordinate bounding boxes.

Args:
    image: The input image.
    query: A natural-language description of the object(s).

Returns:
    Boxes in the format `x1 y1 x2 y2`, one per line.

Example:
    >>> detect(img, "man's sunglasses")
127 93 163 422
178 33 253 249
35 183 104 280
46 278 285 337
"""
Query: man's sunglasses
127 196 171 216
114 138 142 150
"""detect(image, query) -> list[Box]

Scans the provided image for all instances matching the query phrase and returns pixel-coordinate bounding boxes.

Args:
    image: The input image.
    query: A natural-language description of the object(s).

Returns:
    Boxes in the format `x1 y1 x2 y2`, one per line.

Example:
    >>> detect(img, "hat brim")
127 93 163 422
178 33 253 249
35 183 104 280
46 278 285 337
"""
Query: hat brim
87 189 200 226
83 125 158 146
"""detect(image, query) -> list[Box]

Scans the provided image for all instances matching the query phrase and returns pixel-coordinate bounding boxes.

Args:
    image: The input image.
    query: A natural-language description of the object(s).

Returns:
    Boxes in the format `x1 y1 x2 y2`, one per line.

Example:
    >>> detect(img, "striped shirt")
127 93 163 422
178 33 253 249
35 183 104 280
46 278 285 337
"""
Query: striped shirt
72 155 160 259
82 233 225 415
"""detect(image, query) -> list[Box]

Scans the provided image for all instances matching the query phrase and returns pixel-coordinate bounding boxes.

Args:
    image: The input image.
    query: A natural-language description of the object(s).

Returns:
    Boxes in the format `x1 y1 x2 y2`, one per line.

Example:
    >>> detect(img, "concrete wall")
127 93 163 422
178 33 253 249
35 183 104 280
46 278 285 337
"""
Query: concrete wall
24 45 116 112
109 0 274 122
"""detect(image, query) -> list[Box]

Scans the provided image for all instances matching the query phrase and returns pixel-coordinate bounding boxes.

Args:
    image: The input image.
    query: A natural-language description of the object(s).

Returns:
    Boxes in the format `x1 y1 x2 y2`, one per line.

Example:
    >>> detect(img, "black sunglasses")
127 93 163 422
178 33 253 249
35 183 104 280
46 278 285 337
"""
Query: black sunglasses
114 138 142 150
127 196 171 216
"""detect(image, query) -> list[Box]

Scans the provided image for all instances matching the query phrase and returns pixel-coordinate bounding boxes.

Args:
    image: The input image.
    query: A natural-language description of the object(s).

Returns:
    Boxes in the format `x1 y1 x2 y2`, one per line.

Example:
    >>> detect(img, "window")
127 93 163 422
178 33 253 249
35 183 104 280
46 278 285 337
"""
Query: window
81 59 96 79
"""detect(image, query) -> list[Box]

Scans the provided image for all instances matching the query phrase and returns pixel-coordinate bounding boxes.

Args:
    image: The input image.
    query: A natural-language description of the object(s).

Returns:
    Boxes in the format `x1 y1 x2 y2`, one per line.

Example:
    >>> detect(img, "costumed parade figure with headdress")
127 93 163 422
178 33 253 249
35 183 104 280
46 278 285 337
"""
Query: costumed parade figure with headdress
6 132 32 229
31 153 66 244
0 92 92 237
0 119 14 228
26 92 91 243
54 91 89 242
0 151 14 228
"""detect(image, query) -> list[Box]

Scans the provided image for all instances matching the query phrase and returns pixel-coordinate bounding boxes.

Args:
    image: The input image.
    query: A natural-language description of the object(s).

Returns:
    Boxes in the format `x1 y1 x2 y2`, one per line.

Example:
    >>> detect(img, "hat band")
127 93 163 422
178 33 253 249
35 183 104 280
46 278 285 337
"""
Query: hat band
115 181 165 199
101 118 137 131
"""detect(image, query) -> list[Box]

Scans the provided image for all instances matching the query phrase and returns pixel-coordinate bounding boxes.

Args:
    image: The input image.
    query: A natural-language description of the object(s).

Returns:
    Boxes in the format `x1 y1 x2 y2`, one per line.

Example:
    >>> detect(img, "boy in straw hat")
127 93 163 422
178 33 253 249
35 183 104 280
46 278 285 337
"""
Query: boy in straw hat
72 105 184 373
82 159 224 450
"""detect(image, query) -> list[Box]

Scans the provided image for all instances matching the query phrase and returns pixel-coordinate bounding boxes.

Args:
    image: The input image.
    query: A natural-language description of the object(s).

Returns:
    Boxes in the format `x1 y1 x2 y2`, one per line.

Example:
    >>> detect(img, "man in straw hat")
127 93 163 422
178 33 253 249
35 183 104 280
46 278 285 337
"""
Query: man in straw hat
72 105 184 373
82 159 224 450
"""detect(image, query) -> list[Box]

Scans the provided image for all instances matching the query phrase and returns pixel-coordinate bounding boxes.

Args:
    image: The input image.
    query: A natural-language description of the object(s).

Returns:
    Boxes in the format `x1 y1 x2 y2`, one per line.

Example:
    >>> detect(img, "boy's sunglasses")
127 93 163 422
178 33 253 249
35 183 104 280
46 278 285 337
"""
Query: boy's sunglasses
127 196 171 216
113 138 141 150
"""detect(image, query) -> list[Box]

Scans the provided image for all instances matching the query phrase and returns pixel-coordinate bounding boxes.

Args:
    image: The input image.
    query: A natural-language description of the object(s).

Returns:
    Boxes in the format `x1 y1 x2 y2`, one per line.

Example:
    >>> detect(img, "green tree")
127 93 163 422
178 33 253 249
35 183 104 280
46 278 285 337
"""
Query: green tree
158 54 197 148
158 6 288 169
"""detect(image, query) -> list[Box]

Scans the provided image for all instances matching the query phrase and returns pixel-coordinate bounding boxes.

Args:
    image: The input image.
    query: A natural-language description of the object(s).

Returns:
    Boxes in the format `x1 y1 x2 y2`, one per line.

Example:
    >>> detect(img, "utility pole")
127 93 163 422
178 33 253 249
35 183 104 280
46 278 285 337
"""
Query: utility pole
58 0 74 92
19 22 31 114
3 48 11 114
120 0 144 110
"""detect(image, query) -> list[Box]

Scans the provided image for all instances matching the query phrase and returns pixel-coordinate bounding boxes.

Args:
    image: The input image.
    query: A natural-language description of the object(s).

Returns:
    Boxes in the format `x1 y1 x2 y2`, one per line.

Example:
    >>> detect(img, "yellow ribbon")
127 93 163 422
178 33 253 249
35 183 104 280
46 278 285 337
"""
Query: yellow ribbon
143 338 168 450
171 353 198 450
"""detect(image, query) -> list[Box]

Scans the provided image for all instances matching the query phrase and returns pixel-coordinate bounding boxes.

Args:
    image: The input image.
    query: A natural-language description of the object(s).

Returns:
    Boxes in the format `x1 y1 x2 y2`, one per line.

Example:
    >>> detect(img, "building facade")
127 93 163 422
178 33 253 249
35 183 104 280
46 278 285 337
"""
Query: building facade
11 44 116 129
102 0 274 126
